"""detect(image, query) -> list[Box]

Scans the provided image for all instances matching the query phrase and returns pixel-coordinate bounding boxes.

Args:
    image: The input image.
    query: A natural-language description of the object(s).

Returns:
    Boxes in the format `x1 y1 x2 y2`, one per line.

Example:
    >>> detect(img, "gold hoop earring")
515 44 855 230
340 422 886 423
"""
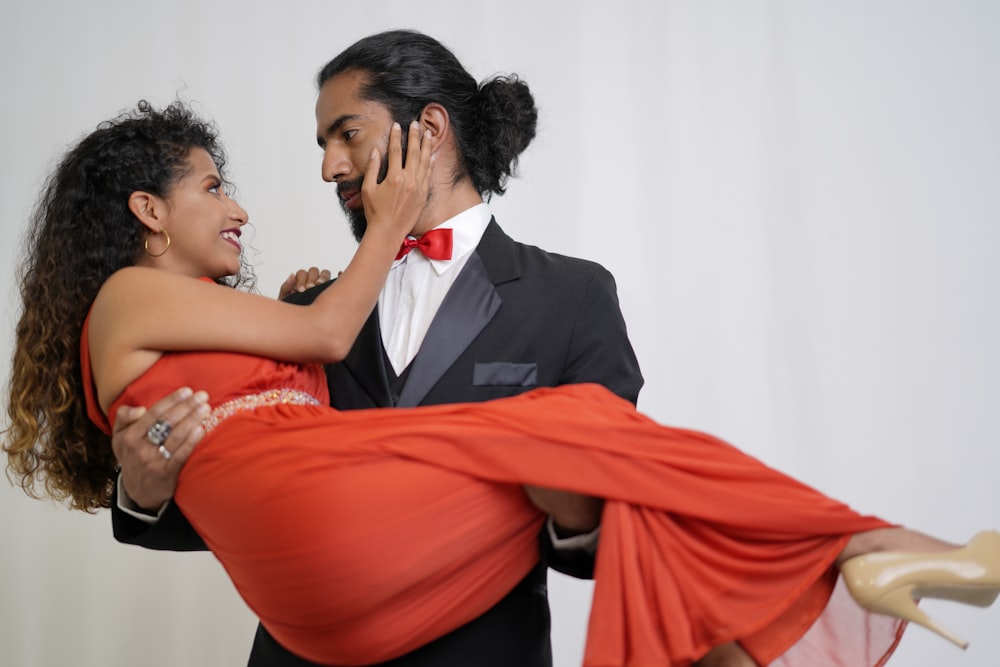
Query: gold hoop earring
144 229 171 257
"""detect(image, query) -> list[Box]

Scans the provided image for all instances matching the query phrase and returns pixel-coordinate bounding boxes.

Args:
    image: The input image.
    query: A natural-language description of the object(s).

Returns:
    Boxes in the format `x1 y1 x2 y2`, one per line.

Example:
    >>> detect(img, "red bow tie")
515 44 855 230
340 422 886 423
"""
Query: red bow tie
396 228 453 261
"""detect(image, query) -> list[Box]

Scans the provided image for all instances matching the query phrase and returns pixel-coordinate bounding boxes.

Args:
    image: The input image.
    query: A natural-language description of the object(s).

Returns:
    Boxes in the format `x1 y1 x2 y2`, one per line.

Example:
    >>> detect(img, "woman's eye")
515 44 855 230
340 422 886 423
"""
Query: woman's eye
343 129 357 142
208 184 221 194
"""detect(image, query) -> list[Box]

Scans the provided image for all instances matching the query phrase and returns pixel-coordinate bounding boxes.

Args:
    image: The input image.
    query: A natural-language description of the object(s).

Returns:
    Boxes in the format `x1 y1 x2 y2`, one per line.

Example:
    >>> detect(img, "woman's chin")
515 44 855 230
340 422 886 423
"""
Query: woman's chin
206 268 237 281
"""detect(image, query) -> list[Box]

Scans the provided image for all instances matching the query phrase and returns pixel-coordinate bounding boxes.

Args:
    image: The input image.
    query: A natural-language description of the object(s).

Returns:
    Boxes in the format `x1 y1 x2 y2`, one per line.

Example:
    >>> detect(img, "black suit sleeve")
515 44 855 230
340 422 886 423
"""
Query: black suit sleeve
559 266 643 403
282 281 333 306
540 265 643 579
110 486 207 551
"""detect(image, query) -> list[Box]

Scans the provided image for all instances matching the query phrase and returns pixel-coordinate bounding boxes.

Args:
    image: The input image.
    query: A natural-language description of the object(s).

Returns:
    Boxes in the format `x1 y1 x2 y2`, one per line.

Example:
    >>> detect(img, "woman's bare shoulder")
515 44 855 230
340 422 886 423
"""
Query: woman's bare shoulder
93 268 206 311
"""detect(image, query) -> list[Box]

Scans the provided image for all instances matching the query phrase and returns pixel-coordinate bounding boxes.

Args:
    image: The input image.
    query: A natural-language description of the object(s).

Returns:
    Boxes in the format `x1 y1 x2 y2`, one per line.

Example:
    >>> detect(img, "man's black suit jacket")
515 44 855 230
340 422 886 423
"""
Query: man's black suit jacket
111 219 643 667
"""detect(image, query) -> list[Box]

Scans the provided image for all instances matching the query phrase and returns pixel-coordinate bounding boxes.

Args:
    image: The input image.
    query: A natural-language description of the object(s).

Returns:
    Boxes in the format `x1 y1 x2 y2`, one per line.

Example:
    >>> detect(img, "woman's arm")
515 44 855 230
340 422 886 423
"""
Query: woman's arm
89 122 431 409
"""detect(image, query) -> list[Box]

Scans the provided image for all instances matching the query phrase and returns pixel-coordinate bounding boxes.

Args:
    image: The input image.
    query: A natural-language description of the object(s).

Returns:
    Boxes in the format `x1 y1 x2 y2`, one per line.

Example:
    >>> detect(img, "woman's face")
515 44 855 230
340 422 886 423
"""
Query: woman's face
154 148 248 279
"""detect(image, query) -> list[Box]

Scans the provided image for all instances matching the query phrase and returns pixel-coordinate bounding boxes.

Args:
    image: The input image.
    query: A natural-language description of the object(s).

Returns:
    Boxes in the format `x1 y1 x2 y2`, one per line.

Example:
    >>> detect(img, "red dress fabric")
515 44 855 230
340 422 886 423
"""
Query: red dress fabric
82 329 904 666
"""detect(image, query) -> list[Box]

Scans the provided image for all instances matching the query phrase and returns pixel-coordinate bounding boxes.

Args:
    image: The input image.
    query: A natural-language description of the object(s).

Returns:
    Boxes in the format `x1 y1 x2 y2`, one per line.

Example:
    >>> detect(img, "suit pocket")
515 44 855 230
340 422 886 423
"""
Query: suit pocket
473 362 538 387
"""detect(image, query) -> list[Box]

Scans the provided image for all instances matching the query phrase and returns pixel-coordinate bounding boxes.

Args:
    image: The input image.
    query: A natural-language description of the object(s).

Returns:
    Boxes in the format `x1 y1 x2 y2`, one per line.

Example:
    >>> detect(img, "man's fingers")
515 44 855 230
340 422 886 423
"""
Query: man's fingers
293 269 311 292
113 388 208 462
301 267 329 289
112 387 191 458
114 388 210 510
278 273 297 299
112 404 147 434
152 390 210 462
280 268 332 297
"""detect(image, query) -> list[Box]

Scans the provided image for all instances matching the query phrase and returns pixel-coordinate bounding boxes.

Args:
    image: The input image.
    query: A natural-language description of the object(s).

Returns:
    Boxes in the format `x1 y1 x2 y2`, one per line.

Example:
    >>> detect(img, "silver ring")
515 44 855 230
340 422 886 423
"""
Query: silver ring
158 444 172 461
146 419 172 447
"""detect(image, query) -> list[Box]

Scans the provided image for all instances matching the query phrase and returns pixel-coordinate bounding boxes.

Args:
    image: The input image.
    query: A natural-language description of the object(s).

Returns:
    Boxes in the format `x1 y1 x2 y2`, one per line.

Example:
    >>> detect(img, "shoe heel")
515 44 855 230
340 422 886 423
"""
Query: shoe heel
872 586 969 650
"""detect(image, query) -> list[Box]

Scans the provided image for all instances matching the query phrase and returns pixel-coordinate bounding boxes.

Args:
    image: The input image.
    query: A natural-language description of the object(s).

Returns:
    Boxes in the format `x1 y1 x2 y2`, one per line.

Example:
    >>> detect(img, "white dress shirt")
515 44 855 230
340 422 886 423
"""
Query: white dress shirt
379 202 492 375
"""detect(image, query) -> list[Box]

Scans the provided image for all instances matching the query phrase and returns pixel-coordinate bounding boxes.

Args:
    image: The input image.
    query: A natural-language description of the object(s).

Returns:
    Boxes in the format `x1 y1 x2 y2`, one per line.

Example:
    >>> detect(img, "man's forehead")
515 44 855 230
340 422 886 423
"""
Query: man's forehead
318 70 368 105
317 74 378 121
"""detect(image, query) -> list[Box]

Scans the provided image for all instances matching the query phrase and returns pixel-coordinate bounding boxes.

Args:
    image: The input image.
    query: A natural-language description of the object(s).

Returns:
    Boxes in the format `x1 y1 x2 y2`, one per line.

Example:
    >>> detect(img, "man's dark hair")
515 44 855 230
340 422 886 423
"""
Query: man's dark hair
317 29 537 198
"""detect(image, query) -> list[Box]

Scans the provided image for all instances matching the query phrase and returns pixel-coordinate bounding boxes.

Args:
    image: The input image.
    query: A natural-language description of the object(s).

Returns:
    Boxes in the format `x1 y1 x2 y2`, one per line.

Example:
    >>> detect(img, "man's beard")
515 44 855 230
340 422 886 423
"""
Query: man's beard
339 128 422 242
338 151 392 242
343 202 368 243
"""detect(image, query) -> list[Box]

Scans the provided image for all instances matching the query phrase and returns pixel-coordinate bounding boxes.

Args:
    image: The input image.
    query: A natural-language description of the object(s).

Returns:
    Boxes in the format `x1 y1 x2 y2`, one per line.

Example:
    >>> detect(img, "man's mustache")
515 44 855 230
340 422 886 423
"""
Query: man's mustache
336 153 392 204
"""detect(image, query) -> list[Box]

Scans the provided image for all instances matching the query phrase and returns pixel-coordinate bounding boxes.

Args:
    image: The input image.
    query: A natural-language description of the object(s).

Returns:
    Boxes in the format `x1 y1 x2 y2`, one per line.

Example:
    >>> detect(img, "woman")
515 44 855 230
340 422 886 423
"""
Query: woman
3 101 998 667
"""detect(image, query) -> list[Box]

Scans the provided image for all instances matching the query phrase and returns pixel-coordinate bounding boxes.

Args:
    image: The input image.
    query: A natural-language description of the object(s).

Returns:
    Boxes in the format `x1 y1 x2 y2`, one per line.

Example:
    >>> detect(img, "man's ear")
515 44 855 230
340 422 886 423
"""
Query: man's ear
127 191 165 232
417 103 450 153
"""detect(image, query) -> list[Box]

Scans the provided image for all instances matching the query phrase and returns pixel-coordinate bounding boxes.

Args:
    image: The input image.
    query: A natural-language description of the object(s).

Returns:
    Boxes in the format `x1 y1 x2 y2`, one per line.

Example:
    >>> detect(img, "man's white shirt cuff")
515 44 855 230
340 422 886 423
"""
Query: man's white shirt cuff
546 517 600 555
116 474 168 524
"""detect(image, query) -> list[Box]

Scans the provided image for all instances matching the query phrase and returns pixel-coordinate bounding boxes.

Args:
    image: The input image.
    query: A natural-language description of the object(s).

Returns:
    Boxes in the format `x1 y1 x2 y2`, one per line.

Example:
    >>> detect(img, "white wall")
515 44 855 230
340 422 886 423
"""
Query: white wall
1 1 998 665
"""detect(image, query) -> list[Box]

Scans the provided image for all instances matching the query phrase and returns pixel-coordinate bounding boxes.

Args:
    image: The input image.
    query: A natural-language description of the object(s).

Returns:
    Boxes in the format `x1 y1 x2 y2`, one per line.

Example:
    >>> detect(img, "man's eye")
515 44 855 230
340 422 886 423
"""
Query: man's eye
343 129 358 142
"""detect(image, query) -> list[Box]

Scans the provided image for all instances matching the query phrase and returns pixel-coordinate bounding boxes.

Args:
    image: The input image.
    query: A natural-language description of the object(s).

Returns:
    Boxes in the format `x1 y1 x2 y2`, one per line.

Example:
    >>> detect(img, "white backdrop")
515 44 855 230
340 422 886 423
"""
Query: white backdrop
2 2 999 666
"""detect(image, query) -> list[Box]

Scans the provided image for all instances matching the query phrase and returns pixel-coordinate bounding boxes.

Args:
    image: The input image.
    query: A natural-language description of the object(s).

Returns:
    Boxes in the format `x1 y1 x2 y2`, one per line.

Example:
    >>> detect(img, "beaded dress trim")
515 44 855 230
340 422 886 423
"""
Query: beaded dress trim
202 388 321 433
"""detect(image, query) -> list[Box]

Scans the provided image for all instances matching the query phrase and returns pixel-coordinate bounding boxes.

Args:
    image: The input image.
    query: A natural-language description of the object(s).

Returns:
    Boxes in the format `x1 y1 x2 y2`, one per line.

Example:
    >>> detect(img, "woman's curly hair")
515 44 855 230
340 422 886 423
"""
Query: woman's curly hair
3 100 254 511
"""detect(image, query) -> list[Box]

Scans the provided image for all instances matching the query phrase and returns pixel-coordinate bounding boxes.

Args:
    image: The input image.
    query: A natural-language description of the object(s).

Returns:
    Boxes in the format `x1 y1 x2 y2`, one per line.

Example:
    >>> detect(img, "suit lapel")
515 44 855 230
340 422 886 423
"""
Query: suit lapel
397 253 502 406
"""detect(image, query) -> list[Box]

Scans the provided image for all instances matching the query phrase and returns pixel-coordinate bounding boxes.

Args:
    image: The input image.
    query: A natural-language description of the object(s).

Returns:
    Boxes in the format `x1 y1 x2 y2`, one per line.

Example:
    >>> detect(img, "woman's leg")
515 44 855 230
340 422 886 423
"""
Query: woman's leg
695 642 758 667
836 527 959 566
838 529 1000 649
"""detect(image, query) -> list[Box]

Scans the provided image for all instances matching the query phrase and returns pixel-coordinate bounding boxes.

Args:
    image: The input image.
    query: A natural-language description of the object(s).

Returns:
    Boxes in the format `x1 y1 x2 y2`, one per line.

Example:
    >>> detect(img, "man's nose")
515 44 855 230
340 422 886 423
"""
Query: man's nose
321 145 350 183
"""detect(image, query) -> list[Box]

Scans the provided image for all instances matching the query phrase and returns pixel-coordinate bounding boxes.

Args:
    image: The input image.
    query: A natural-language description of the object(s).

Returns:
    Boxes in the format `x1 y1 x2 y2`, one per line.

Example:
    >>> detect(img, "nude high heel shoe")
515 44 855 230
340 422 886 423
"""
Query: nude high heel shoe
840 530 1000 649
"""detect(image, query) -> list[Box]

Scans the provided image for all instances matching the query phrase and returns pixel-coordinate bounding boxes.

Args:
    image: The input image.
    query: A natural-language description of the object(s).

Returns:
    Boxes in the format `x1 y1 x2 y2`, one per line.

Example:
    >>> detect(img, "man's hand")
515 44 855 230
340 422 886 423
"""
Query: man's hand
112 388 210 512
278 267 332 299
523 486 603 536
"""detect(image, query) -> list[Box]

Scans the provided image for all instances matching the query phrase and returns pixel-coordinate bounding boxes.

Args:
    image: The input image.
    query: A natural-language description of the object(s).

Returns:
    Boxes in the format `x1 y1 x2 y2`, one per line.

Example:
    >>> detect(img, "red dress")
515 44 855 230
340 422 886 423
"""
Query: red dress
82 328 904 666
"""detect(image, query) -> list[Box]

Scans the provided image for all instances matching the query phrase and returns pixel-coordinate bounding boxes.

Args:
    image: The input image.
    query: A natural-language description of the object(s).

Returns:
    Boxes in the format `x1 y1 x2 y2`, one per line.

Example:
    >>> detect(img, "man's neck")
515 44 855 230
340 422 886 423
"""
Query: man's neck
413 181 484 236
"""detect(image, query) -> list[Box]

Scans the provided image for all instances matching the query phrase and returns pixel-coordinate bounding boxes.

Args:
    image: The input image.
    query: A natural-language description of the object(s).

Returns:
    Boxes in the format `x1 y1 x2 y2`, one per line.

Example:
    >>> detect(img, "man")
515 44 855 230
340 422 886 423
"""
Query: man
111 30 643 666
